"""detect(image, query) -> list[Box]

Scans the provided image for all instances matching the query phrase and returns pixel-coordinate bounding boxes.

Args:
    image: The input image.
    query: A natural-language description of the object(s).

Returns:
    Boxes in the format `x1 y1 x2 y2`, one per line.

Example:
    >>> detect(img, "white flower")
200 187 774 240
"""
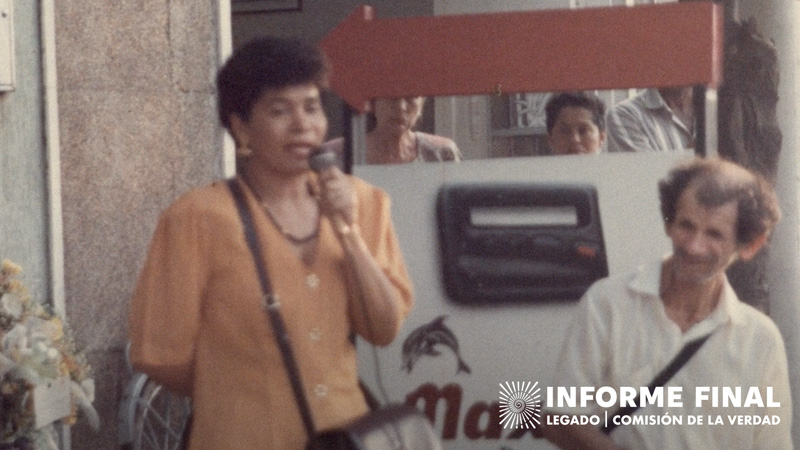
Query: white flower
28 316 58 341
0 352 16 378
0 258 96 441
0 291 24 318
0 259 22 277
3 323 29 354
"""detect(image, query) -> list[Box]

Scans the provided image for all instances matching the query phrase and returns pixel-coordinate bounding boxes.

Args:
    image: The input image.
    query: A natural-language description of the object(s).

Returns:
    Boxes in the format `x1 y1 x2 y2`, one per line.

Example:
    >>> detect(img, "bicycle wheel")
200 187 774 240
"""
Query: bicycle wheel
129 376 192 450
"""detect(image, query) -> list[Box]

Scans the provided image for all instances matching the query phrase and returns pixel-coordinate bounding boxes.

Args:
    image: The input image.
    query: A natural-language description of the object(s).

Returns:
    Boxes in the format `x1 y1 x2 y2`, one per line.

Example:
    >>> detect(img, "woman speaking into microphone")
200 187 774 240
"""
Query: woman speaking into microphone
128 36 414 450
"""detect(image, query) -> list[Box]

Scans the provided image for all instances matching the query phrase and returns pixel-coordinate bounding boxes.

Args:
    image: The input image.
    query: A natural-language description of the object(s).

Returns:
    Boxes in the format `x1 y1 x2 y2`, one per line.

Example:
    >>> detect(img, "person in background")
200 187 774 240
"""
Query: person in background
128 36 414 450
539 157 790 450
320 96 461 164
544 91 607 155
606 86 695 152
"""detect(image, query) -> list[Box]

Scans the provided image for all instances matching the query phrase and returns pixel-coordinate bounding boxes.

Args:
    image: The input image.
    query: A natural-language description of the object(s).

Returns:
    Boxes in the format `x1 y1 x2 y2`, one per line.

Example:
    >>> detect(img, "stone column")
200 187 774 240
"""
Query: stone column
54 2 224 448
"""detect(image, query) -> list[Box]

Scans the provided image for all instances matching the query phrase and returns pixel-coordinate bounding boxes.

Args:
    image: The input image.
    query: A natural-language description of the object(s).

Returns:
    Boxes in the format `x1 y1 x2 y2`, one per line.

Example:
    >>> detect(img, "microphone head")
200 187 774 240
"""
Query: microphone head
309 148 339 172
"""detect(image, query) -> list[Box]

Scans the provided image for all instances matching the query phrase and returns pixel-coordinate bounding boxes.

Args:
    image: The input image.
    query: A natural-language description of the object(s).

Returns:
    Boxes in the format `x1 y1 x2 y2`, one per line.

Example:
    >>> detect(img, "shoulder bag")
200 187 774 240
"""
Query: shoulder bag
228 178 442 450
601 332 712 434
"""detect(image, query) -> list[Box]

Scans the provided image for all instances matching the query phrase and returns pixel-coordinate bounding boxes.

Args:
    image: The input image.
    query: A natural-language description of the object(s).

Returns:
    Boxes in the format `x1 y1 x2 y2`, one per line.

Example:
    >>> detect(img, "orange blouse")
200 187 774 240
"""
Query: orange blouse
129 175 413 450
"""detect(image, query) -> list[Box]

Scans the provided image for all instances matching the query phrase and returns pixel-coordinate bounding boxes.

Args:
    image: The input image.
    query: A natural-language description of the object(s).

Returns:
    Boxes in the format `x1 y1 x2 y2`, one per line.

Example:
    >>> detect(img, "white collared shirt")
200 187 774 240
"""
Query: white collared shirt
606 88 694 152
549 258 792 449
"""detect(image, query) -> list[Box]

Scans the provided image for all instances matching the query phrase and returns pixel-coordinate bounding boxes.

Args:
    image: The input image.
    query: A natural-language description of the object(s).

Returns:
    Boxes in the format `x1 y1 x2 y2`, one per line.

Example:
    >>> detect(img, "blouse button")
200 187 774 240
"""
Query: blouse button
314 384 329 398
309 327 322 342
305 274 319 289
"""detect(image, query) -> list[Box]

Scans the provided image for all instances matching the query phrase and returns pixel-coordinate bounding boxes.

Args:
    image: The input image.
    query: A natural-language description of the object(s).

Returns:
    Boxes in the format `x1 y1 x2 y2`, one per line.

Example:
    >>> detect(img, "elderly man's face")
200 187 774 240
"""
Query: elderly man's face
665 183 741 285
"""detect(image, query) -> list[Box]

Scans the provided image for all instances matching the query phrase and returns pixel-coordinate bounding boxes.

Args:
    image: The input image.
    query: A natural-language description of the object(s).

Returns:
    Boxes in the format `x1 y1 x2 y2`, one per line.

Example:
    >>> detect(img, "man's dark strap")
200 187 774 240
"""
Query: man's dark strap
228 178 317 439
601 333 712 434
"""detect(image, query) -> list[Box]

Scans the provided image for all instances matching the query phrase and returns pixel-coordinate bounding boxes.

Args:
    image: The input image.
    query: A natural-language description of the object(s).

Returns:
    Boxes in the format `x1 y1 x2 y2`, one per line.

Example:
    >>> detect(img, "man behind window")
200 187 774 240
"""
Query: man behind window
545 91 607 155
606 87 694 153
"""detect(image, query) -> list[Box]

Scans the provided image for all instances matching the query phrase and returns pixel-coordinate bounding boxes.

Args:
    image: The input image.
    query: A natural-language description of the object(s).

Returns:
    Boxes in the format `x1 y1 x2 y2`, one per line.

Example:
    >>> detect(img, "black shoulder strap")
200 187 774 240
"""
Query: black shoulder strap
602 332 712 434
227 178 317 439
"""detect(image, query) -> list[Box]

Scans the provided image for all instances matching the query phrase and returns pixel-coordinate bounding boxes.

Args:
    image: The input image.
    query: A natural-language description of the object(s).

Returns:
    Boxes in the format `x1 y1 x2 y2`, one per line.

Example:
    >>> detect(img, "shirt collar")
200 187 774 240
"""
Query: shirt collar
641 88 669 111
627 256 747 331
627 257 662 297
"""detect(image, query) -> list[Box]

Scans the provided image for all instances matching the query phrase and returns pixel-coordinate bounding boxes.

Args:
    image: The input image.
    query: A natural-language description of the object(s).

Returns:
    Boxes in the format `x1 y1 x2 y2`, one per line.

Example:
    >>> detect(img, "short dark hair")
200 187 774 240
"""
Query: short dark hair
216 36 329 130
545 91 606 134
658 157 781 245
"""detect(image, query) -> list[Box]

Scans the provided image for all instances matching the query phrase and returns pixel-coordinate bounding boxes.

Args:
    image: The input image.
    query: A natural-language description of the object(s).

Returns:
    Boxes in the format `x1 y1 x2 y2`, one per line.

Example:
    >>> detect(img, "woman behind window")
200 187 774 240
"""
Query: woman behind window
322 96 462 164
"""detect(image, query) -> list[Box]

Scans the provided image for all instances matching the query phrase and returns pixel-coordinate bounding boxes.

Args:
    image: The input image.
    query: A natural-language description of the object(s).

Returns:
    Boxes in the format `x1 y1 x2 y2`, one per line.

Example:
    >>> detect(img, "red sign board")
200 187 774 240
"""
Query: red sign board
321 3 723 112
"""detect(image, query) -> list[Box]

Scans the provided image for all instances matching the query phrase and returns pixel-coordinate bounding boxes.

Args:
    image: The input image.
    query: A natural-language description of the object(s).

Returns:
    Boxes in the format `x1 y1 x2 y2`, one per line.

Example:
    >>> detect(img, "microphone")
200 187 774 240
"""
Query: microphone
308 148 353 235
309 148 339 173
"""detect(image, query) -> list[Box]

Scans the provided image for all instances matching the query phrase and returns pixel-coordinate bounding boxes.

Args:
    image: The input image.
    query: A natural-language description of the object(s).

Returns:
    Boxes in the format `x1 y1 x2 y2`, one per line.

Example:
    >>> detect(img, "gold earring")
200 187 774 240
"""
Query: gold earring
236 145 253 158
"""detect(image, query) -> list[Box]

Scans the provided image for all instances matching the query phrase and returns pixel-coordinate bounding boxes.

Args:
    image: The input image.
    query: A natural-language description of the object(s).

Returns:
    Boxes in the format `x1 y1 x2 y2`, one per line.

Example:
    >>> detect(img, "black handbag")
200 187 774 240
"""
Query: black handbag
229 179 441 450
306 403 441 450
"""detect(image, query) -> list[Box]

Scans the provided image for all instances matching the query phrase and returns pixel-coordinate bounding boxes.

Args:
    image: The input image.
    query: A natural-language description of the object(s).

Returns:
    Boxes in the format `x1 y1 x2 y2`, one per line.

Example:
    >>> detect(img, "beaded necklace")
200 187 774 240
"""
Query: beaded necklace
260 202 320 245
241 175 320 245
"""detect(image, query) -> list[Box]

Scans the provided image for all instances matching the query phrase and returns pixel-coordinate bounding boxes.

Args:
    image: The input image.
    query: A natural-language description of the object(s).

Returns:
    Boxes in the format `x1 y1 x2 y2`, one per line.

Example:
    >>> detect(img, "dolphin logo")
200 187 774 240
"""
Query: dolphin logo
401 315 471 375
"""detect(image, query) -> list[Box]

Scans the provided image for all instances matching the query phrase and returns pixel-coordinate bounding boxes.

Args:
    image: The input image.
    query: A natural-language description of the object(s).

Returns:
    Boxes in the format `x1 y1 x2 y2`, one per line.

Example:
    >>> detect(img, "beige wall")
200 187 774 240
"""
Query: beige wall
0 1 50 305
54 2 224 448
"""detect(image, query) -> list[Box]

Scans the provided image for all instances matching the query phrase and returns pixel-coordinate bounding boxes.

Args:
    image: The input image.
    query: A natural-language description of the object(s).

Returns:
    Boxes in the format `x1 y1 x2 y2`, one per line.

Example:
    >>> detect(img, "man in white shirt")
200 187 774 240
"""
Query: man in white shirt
539 157 791 450
606 87 694 153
